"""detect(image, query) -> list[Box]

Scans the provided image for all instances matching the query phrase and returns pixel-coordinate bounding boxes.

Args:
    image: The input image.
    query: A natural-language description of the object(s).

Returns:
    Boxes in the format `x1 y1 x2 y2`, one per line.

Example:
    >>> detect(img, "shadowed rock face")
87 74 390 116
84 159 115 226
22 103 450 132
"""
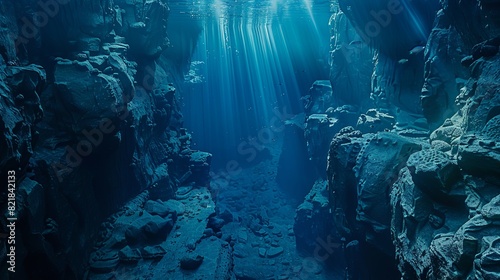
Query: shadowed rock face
0 1 211 279
318 1 500 279
331 0 440 121
337 0 440 59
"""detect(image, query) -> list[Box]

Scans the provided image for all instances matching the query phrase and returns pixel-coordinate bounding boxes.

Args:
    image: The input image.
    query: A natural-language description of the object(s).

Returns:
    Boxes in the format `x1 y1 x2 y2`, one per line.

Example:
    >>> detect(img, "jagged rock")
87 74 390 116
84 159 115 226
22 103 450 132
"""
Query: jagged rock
53 59 127 132
89 55 108 69
328 129 422 279
121 0 170 58
391 166 467 279
407 149 462 200
472 236 500 279
77 37 101 54
189 151 212 184
149 163 174 200
329 10 373 110
482 114 500 140
421 10 467 128
353 132 422 254
461 55 500 133
304 113 338 167
164 200 186 216
1 65 45 171
424 194 500 279
327 127 366 237
0 2 19 61
0 0 212 279
430 123 464 144
294 180 334 253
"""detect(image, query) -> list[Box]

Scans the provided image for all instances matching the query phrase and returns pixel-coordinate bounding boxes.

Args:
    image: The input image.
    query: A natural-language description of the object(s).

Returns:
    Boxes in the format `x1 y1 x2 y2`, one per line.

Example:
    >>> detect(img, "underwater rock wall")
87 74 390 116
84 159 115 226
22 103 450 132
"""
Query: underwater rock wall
320 0 500 279
0 1 210 279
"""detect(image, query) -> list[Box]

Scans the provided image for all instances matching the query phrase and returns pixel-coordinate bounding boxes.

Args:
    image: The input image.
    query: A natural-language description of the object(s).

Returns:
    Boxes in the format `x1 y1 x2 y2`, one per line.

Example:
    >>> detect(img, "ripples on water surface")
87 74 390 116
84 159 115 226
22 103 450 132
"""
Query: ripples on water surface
169 0 334 23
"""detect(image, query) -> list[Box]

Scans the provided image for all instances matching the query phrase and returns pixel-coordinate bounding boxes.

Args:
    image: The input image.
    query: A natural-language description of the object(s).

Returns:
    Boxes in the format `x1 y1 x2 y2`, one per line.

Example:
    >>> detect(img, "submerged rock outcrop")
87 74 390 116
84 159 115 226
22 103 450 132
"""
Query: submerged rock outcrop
306 0 500 279
0 1 211 279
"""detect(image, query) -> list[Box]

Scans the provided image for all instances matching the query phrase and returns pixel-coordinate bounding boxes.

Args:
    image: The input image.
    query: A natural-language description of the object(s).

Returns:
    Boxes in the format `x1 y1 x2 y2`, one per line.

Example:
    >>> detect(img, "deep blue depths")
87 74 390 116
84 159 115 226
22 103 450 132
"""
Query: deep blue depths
168 0 332 167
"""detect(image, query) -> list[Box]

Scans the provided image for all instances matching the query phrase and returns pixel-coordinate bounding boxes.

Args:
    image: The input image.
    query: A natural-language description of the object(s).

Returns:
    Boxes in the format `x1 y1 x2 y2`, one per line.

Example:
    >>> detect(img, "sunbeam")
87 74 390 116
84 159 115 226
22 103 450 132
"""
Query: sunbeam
180 0 331 166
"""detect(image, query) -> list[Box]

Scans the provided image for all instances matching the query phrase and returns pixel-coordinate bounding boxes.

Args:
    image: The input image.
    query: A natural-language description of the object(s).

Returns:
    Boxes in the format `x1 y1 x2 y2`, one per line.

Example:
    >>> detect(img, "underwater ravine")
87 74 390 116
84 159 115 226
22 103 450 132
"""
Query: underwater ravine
1 0 500 280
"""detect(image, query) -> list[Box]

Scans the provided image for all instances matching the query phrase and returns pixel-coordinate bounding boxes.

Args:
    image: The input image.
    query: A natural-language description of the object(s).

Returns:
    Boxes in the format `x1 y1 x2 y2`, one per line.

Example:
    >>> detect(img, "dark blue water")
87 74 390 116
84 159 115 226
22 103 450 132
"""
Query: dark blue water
167 0 332 167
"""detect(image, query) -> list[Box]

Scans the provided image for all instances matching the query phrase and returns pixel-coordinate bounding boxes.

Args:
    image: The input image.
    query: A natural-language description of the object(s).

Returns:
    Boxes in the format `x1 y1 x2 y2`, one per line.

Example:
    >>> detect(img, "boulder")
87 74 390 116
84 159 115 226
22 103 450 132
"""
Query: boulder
407 149 462 200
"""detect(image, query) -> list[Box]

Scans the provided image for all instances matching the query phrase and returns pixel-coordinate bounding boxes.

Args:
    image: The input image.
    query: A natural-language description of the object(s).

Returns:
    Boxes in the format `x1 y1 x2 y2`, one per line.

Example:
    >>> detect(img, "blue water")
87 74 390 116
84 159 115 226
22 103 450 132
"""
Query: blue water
168 0 332 167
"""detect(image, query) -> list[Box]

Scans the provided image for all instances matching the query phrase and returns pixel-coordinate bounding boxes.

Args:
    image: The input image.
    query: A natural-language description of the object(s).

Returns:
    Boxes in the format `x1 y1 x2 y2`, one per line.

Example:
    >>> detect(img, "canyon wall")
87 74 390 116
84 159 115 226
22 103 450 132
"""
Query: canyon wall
0 1 209 279
297 0 500 279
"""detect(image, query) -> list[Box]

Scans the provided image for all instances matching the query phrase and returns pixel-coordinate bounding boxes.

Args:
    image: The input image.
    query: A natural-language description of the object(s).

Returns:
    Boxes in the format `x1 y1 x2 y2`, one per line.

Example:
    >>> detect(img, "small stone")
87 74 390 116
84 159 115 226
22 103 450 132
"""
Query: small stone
180 255 204 270
267 246 284 258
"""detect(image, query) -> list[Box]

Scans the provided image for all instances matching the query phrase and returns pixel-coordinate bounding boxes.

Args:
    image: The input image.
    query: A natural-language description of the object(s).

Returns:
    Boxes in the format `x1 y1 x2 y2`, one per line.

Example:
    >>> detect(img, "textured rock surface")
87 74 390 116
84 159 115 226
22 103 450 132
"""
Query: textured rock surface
0 1 212 279
316 2 500 279
328 8 373 111
294 180 335 253
407 149 462 201
326 129 420 278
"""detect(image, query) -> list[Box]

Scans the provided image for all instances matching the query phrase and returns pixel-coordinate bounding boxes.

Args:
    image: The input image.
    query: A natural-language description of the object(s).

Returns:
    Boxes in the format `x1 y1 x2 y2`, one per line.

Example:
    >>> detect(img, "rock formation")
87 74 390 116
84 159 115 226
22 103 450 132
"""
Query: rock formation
0 1 211 279
300 0 500 279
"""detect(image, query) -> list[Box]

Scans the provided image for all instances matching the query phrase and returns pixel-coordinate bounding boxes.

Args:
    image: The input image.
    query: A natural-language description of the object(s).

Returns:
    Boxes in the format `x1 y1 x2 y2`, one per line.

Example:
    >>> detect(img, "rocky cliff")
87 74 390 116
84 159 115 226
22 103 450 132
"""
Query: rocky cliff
300 0 500 279
0 1 211 279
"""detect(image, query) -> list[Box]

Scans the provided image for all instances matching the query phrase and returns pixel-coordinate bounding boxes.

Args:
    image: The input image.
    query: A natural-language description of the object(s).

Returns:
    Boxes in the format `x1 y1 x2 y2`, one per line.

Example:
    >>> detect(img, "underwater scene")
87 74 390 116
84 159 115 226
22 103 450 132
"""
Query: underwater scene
1 0 500 279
